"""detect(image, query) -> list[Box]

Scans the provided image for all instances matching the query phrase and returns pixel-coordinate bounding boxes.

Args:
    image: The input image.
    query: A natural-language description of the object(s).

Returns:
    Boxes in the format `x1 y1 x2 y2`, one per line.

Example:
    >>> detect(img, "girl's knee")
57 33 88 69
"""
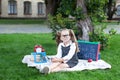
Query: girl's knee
59 64 69 68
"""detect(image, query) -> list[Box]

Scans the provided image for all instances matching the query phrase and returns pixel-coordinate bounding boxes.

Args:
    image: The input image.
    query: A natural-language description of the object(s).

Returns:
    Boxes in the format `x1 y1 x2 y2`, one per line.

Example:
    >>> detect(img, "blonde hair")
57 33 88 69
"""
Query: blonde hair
56 28 80 53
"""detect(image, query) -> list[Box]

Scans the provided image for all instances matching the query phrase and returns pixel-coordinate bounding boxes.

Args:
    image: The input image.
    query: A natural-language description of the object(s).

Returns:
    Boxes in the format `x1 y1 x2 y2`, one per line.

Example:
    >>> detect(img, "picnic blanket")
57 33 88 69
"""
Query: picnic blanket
22 55 111 72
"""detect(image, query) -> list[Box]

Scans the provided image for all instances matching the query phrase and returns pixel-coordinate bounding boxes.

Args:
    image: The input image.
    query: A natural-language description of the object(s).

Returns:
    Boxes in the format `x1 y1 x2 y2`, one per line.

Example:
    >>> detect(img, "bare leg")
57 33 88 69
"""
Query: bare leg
40 62 61 74
41 62 69 74
51 63 69 72
49 62 61 71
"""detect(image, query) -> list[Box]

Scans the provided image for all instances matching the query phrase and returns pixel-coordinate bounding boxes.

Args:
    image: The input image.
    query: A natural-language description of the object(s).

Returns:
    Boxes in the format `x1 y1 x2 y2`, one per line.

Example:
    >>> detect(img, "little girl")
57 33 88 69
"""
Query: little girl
41 28 80 74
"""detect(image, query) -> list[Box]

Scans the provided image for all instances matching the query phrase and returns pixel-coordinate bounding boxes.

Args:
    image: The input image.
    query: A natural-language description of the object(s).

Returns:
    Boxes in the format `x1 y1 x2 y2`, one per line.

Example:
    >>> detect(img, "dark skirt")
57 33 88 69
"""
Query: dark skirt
66 60 78 68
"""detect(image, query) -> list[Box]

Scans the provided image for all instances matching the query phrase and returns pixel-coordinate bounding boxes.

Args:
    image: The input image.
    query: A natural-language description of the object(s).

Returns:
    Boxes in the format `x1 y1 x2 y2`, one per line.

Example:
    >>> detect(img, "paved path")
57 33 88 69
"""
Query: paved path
0 24 120 34
104 24 120 34
0 24 52 34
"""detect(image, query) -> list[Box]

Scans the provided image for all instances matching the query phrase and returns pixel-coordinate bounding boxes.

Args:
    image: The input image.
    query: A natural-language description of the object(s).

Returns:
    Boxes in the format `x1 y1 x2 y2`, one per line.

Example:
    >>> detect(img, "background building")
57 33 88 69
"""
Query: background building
0 0 46 18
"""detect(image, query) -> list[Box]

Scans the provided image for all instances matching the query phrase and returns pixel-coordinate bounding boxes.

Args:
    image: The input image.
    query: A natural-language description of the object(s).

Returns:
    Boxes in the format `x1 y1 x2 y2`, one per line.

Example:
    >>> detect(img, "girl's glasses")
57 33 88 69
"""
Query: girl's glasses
61 34 69 38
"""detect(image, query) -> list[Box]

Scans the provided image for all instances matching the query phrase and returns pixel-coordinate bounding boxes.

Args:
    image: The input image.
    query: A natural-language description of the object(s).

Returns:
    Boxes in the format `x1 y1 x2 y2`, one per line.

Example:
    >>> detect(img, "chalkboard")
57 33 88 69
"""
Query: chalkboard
77 41 100 61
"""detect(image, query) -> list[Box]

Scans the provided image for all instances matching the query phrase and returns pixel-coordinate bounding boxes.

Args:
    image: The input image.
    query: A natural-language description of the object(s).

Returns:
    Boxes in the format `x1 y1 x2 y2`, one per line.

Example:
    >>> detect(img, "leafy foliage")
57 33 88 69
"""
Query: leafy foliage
48 14 79 39
57 0 86 20
89 24 116 50
47 0 115 50
57 0 76 17
85 0 108 22
72 7 86 20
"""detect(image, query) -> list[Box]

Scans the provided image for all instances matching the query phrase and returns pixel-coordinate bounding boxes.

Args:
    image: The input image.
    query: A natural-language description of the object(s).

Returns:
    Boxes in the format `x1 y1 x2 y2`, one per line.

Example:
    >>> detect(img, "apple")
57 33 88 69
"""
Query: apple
88 58 92 62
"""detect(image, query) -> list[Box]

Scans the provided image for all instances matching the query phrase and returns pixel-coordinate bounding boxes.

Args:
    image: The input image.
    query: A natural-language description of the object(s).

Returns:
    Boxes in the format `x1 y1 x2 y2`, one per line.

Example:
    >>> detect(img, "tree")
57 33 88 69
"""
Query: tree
76 0 93 41
45 0 61 15
47 0 116 50
106 0 116 20
86 0 108 22
47 0 108 41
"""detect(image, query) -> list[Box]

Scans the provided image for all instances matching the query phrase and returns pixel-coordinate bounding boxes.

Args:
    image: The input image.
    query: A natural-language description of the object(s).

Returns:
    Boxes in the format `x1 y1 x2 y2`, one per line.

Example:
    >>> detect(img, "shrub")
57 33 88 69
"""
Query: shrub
89 24 116 50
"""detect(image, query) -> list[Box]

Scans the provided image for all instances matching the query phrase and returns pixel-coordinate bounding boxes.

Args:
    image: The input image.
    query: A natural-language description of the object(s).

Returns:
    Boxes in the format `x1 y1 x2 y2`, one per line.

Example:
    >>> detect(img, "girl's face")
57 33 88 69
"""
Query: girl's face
60 30 71 43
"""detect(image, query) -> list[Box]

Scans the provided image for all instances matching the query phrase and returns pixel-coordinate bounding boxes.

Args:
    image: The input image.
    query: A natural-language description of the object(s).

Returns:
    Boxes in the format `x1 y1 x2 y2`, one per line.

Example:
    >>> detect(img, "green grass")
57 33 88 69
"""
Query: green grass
94 21 120 26
0 33 120 80
0 19 46 24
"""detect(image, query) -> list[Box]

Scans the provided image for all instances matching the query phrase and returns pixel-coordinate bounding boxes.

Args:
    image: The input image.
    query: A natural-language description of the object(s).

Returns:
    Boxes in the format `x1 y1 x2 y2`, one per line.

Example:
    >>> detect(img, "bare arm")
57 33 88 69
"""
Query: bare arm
51 57 64 62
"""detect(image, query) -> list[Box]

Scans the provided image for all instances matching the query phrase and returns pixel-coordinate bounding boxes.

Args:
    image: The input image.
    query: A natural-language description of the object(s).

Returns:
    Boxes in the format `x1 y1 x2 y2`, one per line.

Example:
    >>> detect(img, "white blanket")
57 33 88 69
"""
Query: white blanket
22 55 111 71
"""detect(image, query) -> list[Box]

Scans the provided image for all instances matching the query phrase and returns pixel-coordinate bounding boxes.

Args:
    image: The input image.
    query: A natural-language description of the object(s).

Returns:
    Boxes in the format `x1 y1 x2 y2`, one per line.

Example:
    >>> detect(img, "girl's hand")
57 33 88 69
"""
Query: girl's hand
51 58 57 62
51 58 64 62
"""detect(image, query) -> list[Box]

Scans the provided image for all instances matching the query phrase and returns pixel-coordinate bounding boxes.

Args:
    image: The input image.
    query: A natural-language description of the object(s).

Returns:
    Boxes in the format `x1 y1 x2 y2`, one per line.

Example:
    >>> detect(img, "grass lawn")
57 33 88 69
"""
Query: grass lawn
0 33 120 80
0 19 46 24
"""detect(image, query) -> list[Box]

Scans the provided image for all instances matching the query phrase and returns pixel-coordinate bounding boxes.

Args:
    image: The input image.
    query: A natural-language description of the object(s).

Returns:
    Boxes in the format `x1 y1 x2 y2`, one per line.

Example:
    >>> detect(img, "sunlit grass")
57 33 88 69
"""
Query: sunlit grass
0 33 120 80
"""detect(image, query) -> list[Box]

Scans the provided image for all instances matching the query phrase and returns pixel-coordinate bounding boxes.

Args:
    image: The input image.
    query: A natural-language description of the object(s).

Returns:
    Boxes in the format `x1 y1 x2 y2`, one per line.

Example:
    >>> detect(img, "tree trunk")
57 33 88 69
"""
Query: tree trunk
107 0 116 20
45 0 61 16
77 0 93 41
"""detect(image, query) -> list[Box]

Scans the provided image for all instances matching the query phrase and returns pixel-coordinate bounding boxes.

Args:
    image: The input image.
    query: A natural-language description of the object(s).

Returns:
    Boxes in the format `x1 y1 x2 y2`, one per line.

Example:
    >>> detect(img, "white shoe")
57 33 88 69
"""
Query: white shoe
41 66 50 74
